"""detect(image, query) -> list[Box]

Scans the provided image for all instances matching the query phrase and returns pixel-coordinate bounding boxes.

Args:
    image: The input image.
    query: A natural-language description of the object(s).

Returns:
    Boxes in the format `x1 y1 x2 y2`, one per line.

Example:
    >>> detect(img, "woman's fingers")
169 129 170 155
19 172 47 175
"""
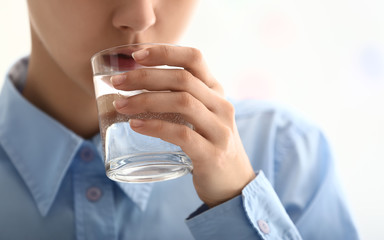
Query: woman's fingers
113 91 230 143
131 45 223 94
110 68 226 116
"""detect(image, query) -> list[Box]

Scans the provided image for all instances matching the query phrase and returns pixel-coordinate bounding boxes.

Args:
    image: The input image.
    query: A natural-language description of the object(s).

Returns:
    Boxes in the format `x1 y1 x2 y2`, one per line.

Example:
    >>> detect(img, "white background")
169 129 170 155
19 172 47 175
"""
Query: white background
1 1 383 239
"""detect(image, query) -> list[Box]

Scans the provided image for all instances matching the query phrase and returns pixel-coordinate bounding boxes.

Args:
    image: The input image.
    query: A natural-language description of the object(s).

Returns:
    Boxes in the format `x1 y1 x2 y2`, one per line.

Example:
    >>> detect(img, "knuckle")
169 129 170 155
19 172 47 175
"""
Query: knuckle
160 45 172 59
189 47 203 64
176 70 194 89
177 92 193 108
139 92 152 107
215 84 225 96
136 69 149 80
216 126 235 160
221 125 233 141
212 147 227 168
177 126 192 142
157 119 167 133
222 100 235 116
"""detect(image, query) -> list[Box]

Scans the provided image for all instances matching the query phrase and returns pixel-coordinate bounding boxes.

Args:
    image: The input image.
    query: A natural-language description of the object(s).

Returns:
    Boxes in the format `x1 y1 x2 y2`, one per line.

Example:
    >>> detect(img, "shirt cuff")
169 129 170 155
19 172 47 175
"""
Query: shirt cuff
242 170 301 239
185 171 301 240
185 194 260 240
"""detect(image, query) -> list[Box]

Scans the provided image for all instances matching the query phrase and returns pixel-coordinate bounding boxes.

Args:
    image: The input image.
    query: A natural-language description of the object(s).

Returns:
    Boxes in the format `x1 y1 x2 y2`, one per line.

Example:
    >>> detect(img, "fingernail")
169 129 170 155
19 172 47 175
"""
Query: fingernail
113 98 128 109
110 75 126 86
130 119 145 128
132 49 149 61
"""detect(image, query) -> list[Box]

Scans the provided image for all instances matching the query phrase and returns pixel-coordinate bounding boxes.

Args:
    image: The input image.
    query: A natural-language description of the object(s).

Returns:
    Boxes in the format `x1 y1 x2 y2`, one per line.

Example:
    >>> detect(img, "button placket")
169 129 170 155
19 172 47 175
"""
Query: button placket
86 186 103 202
80 147 94 162
73 175 116 240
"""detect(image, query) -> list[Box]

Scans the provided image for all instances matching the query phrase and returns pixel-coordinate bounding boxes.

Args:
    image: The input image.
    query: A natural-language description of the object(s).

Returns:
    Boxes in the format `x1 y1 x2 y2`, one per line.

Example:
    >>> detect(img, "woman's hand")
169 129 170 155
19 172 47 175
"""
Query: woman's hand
111 45 256 207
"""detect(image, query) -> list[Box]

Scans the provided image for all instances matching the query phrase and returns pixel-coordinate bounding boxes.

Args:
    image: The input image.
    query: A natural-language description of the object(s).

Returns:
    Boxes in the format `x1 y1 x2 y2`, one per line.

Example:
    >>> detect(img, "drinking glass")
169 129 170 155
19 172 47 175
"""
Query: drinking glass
91 43 193 183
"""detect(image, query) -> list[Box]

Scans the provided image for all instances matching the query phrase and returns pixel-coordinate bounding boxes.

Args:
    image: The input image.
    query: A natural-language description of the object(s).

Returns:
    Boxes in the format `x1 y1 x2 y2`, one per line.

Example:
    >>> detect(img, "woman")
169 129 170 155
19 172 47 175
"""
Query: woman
0 0 359 239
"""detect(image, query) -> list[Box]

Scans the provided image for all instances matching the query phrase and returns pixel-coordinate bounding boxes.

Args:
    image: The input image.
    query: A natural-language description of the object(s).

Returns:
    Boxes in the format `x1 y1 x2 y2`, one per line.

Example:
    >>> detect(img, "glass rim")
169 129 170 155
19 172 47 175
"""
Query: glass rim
90 42 178 63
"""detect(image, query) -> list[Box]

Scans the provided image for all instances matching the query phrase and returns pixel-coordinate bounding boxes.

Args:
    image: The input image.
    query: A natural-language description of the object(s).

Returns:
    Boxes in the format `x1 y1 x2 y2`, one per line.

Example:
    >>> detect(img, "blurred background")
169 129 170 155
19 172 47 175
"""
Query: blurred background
1 0 383 239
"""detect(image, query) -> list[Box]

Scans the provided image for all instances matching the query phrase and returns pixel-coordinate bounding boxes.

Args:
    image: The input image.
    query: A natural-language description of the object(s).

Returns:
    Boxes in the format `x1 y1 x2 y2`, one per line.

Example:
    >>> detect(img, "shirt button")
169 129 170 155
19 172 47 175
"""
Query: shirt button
80 147 94 162
86 187 102 202
257 220 270 234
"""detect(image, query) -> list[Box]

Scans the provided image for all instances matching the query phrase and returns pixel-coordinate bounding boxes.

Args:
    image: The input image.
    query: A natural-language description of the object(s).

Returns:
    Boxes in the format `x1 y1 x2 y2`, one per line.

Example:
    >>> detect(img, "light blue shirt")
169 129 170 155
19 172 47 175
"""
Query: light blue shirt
0 58 359 240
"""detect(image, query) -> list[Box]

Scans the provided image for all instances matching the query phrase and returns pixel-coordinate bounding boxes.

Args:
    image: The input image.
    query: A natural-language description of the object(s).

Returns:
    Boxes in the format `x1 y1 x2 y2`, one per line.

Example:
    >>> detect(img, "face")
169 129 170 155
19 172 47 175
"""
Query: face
27 0 198 95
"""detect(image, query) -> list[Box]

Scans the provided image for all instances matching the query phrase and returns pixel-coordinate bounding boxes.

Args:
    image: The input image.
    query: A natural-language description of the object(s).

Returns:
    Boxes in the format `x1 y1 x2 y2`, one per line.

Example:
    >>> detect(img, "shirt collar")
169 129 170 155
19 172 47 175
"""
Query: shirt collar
0 58 153 216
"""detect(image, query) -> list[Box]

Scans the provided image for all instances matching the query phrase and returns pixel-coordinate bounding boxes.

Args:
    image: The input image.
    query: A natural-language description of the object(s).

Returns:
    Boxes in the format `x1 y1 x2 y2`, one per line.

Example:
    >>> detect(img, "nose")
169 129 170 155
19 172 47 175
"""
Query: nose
112 0 156 32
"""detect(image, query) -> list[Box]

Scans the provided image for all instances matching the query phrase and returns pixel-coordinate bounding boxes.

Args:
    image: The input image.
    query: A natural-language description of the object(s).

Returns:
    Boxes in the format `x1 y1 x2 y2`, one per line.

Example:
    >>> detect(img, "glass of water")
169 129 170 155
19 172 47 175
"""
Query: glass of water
91 43 193 183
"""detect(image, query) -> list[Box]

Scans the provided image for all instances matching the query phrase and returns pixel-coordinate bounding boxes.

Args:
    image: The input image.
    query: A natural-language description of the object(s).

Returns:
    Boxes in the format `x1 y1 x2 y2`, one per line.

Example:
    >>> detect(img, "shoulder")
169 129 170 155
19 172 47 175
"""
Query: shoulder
230 98 322 137
231 99 331 181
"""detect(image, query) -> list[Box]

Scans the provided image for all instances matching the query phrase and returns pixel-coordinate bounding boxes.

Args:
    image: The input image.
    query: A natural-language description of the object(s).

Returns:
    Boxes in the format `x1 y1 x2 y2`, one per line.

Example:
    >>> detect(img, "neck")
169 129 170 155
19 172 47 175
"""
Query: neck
24 35 99 139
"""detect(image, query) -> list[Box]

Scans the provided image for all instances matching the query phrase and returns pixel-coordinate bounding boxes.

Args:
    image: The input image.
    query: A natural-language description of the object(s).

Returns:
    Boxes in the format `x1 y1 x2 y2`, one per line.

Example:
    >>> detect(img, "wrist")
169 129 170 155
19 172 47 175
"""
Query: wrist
204 171 257 208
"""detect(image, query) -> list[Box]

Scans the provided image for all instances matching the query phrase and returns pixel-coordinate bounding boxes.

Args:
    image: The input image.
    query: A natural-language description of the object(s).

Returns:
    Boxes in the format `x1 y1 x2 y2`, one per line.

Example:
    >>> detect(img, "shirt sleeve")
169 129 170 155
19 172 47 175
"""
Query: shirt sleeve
185 171 301 240
185 109 359 240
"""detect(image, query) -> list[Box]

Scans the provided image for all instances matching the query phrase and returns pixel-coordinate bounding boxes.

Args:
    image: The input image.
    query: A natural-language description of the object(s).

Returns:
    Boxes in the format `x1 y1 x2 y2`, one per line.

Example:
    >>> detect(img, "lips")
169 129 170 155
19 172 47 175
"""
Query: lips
102 52 141 72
